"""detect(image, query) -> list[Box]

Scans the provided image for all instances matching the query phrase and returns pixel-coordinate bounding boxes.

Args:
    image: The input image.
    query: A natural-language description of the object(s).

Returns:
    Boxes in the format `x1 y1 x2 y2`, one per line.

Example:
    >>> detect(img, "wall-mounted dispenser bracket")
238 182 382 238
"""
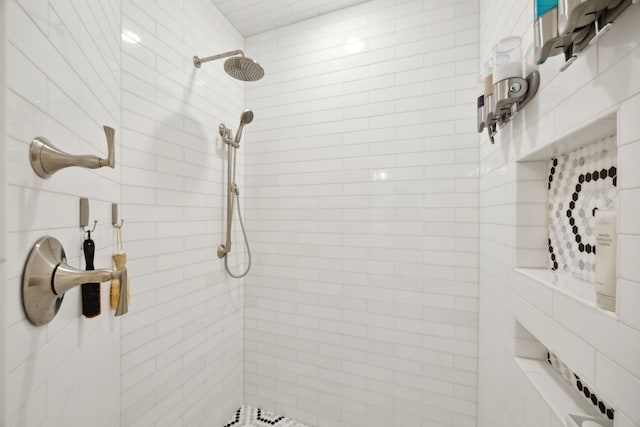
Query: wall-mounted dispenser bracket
544 0 635 70
477 102 486 133
583 0 633 47
519 70 541 110
22 236 128 325
484 71 540 143
30 126 115 179
492 77 529 115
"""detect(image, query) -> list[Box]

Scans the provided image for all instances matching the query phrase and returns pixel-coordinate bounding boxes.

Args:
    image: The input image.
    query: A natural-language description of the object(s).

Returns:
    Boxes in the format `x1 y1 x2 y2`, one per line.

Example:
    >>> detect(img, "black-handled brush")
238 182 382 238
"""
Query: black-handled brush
81 233 101 317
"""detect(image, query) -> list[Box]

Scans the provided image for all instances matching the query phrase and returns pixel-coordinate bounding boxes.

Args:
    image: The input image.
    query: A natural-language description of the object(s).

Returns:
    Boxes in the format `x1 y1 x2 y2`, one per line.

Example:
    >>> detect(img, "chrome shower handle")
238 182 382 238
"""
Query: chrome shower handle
53 263 126 297
22 236 129 325
55 263 129 316
30 125 116 179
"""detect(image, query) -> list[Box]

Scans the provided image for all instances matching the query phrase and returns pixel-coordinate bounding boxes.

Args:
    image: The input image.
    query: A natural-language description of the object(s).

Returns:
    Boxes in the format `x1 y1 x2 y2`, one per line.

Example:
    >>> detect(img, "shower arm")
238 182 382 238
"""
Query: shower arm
193 50 244 68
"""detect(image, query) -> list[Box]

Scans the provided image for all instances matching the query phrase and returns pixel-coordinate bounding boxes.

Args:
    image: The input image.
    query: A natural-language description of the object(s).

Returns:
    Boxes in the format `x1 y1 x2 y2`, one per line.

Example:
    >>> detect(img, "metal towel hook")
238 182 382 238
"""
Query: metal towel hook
84 219 98 236
114 220 124 253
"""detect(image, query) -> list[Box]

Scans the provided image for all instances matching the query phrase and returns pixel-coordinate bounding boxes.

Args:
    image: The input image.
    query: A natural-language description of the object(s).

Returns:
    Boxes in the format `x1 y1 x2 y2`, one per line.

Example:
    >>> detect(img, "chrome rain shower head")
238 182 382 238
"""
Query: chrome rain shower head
193 49 264 82
224 57 264 82
235 110 254 144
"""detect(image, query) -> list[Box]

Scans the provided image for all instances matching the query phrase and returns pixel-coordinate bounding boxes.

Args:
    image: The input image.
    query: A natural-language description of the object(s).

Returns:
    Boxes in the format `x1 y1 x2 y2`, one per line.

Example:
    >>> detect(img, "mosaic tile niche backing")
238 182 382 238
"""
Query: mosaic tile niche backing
547 136 617 283
547 351 615 420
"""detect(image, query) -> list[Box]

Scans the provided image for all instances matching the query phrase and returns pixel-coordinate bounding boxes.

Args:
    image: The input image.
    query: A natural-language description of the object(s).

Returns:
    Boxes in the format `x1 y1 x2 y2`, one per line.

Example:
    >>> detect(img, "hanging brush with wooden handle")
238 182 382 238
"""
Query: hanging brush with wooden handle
110 221 130 312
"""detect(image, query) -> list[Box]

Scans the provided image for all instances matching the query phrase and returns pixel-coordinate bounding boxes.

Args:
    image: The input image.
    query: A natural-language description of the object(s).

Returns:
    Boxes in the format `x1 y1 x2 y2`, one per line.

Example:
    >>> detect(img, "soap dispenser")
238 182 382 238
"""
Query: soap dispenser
534 0 572 64
482 59 495 127
492 37 528 117
477 76 485 133
558 0 623 36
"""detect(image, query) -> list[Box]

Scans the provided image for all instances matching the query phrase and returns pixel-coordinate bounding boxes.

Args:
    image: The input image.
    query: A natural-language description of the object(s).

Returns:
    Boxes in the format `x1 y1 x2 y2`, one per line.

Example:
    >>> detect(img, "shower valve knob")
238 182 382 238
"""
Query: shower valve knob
22 236 129 325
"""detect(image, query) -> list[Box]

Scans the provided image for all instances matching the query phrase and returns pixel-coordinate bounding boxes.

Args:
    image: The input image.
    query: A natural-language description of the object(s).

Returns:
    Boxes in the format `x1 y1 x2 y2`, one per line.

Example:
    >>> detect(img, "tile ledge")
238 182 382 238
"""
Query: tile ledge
515 356 592 425
514 267 617 320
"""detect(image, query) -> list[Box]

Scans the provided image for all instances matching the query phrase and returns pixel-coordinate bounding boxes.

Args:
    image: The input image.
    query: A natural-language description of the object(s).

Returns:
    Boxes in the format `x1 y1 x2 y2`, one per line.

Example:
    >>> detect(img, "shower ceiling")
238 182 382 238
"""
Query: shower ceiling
210 0 370 36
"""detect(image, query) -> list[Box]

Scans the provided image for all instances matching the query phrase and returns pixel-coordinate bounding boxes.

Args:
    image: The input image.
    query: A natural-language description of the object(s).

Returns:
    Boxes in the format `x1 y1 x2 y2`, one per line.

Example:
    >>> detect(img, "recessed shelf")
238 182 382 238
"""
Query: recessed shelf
515 357 592 423
515 268 617 319
515 111 618 312
514 321 616 425
520 113 616 162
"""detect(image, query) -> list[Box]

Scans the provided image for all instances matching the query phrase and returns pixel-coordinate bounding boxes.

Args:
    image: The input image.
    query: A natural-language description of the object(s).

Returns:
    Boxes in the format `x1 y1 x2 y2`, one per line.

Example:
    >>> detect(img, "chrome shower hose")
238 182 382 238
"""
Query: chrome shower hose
224 147 251 278
224 190 251 278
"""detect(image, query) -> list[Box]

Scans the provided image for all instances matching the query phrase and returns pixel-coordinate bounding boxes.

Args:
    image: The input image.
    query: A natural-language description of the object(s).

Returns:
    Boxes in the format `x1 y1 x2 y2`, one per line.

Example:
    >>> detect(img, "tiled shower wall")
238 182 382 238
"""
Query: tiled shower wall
119 0 245 425
244 1 480 426
479 2 640 427
2 0 246 425
0 0 7 419
4 0 121 425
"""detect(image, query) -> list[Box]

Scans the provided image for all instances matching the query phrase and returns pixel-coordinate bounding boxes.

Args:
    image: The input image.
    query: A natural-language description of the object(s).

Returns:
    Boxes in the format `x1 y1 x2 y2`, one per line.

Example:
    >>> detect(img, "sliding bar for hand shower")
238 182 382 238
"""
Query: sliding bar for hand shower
217 111 253 278
217 123 235 259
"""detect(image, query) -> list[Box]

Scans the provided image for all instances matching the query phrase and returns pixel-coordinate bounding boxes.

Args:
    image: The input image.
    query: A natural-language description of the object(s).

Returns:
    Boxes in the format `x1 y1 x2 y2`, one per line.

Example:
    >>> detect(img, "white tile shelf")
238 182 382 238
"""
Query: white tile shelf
511 266 623 375
512 283 619 426
566 414 614 427
508 266 640 427
515 357 593 424
515 267 616 318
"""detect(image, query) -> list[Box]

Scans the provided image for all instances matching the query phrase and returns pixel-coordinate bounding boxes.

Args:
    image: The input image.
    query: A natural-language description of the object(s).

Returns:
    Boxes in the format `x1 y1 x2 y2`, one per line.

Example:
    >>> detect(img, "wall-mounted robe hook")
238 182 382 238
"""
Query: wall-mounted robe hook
84 220 98 235
30 125 115 179
79 197 97 236
111 203 123 228
80 197 90 228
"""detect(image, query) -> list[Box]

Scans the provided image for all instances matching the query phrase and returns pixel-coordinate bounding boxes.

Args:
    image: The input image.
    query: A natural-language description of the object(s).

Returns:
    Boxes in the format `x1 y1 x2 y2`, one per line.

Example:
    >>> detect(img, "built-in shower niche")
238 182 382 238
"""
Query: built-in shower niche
514 113 617 310
513 321 616 424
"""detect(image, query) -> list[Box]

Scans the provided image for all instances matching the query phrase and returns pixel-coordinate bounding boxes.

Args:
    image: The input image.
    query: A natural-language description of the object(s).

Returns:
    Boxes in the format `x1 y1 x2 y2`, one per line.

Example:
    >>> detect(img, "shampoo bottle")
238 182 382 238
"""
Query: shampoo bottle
483 59 494 125
595 210 617 312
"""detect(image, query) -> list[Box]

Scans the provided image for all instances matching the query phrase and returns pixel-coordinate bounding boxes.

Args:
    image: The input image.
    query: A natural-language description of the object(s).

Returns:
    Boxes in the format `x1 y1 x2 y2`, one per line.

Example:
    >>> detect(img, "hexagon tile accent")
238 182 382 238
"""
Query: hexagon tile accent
223 406 313 427
547 352 615 420
547 136 617 284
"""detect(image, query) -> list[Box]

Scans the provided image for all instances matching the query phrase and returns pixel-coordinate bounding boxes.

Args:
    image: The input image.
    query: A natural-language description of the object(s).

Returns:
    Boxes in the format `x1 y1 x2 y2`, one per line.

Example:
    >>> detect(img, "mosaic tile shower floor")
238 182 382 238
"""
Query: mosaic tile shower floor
223 406 313 427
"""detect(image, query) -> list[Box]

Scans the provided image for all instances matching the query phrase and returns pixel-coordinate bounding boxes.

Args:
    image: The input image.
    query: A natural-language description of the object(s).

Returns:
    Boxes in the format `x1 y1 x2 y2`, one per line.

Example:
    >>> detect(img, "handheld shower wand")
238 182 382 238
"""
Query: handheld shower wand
218 110 253 279
235 110 254 144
